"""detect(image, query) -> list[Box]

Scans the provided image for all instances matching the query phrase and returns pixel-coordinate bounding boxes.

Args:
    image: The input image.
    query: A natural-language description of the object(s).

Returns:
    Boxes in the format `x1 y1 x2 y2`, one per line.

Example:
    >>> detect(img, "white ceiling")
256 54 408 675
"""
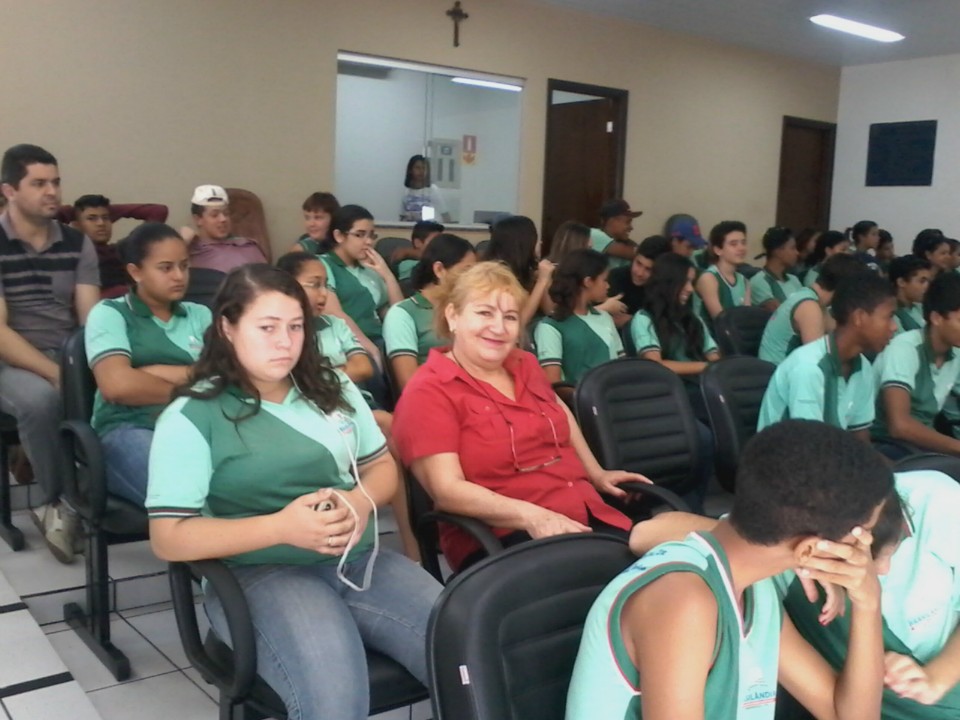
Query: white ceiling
537 0 960 67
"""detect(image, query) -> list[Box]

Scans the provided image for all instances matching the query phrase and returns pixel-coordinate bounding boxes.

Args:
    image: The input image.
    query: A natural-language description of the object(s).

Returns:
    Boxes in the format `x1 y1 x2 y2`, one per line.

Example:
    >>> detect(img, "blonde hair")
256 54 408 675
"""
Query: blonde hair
434 261 529 339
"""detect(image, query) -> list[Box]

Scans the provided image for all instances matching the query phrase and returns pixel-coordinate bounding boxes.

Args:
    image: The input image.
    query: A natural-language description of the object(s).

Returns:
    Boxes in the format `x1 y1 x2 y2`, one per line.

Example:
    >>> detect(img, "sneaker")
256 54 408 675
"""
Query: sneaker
30 504 77 564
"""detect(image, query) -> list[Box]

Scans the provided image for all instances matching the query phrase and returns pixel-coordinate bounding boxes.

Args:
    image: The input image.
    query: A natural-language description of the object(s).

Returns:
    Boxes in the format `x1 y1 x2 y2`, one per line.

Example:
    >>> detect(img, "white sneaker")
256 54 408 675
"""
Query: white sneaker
30 504 77 564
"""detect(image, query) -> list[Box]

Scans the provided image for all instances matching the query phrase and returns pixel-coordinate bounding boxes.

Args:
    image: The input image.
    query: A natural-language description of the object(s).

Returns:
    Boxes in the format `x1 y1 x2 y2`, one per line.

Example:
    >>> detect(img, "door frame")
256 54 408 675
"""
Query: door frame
778 115 836 229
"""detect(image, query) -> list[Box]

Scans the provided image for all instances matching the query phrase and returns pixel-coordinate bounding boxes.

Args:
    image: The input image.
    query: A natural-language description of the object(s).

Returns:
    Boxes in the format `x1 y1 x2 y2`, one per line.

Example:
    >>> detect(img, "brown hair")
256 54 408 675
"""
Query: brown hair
301 191 340 215
433 261 528 340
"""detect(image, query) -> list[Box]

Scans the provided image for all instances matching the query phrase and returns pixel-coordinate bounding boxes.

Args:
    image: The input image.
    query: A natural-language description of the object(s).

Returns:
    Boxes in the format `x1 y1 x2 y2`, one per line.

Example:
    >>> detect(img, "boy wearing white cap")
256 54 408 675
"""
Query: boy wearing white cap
187 185 266 274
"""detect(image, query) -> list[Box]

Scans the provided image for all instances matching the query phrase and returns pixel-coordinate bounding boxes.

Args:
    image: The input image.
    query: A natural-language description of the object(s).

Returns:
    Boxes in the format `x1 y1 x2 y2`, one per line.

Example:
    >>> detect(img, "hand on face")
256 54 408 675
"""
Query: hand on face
796 526 880 612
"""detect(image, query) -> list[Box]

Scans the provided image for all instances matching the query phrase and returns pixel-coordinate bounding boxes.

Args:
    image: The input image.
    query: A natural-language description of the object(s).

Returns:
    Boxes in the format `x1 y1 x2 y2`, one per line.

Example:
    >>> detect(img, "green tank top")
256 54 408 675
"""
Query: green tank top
697 265 748 327
566 532 781 720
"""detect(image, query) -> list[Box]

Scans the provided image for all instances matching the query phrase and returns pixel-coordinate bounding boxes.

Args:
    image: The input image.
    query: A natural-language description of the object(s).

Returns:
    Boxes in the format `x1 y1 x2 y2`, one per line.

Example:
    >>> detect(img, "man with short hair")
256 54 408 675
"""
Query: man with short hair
606 234 671 327
590 199 642 270
186 185 267 273
0 144 101 563
73 194 127 299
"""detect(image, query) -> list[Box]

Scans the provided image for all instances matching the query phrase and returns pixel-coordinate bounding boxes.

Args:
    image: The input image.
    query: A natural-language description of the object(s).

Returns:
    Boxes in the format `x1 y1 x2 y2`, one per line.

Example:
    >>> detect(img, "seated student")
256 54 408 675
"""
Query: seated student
663 214 708 262
391 220 444 283
890 255 932 334
606 234 671 327
759 254 867 365
86 223 210 506
870 272 960 460
566 419 892 720
758 273 896 437
383 234 476 391
590 199 642 270
914 231 953 278
482 214 553 326
73 194 127 299
146 264 441 720
535 249 625 384
287 191 339 255
393 261 650 573
794 228 821 271
850 220 882 274
750 226 802 311
950 238 960 274
547 220 592 264
184 185 267 274
804 230 851 288
693 220 751 326
876 229 895 277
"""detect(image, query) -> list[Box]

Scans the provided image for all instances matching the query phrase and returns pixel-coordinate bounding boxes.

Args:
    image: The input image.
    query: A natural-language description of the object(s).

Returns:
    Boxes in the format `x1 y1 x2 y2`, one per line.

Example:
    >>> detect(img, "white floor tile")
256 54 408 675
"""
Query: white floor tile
0 518 85 596
3 680 101 720
126 606 209 670
23 585 91 626
40 620 70 635
182 665 217 702
118 599 172 619
410 699 432 720
0 572 20 607
105 540 166 581
88 671 217 720
46 615 176 692
0 610 68 689
114 572 170 612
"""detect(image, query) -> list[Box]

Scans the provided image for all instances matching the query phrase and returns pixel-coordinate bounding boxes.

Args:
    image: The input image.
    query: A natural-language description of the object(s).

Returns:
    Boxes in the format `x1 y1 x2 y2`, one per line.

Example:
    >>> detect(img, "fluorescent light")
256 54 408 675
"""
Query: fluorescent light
810 14 904 43
451 77 522 92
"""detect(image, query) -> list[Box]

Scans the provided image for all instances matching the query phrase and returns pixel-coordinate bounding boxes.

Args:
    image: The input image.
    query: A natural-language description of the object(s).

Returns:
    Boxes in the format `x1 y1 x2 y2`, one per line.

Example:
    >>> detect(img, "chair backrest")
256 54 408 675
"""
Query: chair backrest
184 267 226 309
893 453 960 483
428 534 634 720
376 236 413 264
224 188 271 261
713 305 772 357
574 358 701 496
700 356 776 492
475 239 491 257
61 328 96 422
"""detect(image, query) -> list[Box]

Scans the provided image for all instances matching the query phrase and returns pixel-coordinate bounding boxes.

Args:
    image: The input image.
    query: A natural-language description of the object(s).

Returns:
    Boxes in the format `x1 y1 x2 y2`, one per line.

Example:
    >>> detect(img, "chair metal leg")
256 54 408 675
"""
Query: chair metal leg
63 525 130 680
0 437 24 551
219 695 271 720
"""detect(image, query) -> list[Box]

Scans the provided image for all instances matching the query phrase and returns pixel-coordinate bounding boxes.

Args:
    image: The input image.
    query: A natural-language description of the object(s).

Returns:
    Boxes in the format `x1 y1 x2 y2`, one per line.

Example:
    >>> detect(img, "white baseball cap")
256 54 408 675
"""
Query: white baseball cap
191 184 228 206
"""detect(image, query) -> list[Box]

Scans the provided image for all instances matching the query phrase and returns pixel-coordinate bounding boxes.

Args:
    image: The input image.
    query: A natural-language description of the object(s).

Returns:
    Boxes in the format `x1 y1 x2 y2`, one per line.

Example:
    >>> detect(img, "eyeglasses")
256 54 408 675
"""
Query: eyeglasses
504 410 562 473
347 230 378 241
300 280 328 290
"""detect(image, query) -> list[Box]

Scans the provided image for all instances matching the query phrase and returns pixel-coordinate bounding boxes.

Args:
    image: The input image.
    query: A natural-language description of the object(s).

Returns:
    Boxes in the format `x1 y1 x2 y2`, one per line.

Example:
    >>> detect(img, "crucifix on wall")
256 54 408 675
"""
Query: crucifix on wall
446 1 469 47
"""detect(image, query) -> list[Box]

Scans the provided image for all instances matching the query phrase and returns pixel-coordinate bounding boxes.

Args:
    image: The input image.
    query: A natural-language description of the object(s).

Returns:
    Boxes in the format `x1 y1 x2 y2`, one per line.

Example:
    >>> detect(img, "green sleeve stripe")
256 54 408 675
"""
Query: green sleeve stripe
357 443 389 466
848 422 872 432
344 346 365 358
387 348 418 359
147 507 201 518
89 347 131 366
881 380 913 393
539 357 563 366
636 344 660 355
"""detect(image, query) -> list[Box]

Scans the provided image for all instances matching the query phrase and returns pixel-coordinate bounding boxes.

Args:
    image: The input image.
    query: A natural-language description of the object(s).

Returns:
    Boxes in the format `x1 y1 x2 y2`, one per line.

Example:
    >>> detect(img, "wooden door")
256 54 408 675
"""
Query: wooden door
776 116 836 233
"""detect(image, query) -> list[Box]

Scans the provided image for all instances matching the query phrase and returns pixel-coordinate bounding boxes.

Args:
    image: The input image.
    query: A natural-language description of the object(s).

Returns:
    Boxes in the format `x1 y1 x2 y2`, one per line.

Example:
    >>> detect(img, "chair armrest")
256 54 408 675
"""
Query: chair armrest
619 481 691 512
418 511 504 559
59 420 107 522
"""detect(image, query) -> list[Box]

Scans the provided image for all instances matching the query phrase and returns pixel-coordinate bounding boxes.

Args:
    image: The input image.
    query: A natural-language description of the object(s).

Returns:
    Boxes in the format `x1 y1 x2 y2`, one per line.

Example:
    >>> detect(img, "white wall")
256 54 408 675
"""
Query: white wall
831 54 960 248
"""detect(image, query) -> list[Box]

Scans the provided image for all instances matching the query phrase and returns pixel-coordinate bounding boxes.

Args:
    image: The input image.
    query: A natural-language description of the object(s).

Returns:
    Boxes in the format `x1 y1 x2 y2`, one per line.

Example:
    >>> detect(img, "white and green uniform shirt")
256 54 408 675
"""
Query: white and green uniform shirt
396 258 418 282
146 380 387 566
894 303 925 335
86 293 211 435
566 532 781 720
383 292 441 365
694 265 749 324
749 269 803 307
534 308 624 383
758 288 819 365
757 334 876 432
320 252 388 341
803 265 821 289
590 228 631 270
314 314 364 368
871 329 960 441
629 310 718 361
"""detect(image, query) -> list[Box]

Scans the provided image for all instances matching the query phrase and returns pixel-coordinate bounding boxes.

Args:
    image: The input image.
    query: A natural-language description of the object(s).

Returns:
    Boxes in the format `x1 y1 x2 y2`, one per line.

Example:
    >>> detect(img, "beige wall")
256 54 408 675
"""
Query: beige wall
2 0 839 256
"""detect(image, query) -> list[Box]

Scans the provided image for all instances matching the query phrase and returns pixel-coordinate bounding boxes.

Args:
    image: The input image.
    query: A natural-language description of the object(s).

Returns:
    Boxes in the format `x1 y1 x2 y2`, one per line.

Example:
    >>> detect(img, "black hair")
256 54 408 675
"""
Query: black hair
912 228 945 258
877 229 894 248
411 220 445 244
806 230 847 268
795 228 820 257
1 144 57 188
871 489 906 557
404 154 429 189
190 203 205 218
847 220 878 248
950 238 960 252
637 235 672 261
276 251 321 279
762 226 793 254
923 270 960 323
548 249 608 321
411 233 475 291
319 204 374 254
815 253 869 293
708 220 747 250
729 420 894 545
888 255 931 288
548 221 592 264
73 194 110 213
831 272 895 325
301 191 339 214
482 215 539 290
641 253 706 360
118 223 186 288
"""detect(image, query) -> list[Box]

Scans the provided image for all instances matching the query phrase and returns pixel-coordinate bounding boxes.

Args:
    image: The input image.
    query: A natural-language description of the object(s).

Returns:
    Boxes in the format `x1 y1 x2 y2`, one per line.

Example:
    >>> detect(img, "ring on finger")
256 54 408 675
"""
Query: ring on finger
327 535 336 547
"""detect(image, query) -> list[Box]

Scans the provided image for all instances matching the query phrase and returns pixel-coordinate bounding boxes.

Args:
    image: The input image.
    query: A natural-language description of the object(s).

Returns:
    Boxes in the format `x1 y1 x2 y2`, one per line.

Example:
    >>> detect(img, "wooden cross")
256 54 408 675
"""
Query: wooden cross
446 1 469 48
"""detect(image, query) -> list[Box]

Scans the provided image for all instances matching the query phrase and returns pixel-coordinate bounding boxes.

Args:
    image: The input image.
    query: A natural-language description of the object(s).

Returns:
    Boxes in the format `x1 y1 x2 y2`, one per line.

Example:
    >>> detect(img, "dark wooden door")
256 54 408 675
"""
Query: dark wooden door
776 116 836 233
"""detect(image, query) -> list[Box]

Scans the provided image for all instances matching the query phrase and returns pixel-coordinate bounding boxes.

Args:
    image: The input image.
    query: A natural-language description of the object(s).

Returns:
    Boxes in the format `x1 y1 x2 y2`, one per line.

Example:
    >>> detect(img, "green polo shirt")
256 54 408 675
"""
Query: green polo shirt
314 314 364 368
758 288 820 365
146 380 387 566
396 258 418 282
803 265 821 289
85 293 211 435
535 308 624 383
894 303 926 335
757 334 876 432
749 269 803 306
871 329 960 441
629 311 717 361
590 228 631 270
320 252 388 340
383 292 441 364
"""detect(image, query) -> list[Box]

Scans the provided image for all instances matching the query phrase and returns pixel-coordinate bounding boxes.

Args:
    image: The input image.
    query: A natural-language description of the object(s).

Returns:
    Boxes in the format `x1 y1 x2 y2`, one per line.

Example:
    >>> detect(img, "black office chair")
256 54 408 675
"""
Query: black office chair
184 267 226 309
474 239 491 257
169 560 429 720
574 358 701 501
0 413 23 550
713 306 772 357
59 328 149 680
893 453 960 483
427 534 636 720
700 357 776 492
375 236 413 267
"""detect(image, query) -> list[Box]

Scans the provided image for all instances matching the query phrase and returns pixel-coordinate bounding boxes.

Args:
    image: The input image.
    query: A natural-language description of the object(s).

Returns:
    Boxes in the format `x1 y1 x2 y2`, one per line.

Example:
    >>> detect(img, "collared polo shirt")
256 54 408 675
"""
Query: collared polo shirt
383 292 441 364
535 308 624 383
590 228 631 270
0 212 100 351
871 329 960 441
758 288 820 365
146 379 387 566
314 314 364 368
86 293 211 434
757 334 876 432
629 310 717 361
393 347 631 571
803 265 821 289
320 251 388 341
749 268 803 307
188 236 267 274
396 258 419 282
894 303 925 335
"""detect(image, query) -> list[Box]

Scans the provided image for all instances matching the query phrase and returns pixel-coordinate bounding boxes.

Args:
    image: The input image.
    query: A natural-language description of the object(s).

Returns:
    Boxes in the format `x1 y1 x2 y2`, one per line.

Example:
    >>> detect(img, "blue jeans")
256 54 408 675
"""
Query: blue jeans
101 424 153 507
204 549 442 720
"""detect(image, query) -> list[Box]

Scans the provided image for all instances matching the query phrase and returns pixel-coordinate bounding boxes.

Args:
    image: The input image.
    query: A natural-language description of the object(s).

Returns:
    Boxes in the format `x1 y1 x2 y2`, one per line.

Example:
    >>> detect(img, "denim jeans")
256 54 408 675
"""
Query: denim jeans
204 549 442 720
101 424 153 507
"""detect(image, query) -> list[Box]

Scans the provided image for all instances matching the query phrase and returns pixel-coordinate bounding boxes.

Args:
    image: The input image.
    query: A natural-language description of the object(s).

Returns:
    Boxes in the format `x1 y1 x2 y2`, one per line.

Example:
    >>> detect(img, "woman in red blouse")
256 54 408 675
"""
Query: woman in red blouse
393 261 649 571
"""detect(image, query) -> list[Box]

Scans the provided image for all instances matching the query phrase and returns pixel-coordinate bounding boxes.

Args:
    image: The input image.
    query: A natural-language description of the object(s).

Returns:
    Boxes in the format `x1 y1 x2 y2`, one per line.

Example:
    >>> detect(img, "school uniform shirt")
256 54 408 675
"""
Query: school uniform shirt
870 329 960 442
803 265 821 289
589 228 631 270
314 314 364 368
396 258 418 282
566 532 781 720
294 235 322 255
534 308 624 383
749 269 803 307
393 347 631 571
320 252 388 341
758 288 820 365
694 265 749 325
85 293 211 435
629 310 718 361
894 303 926 335
146 379 387 566
383 292 441 365
757 334 876 432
